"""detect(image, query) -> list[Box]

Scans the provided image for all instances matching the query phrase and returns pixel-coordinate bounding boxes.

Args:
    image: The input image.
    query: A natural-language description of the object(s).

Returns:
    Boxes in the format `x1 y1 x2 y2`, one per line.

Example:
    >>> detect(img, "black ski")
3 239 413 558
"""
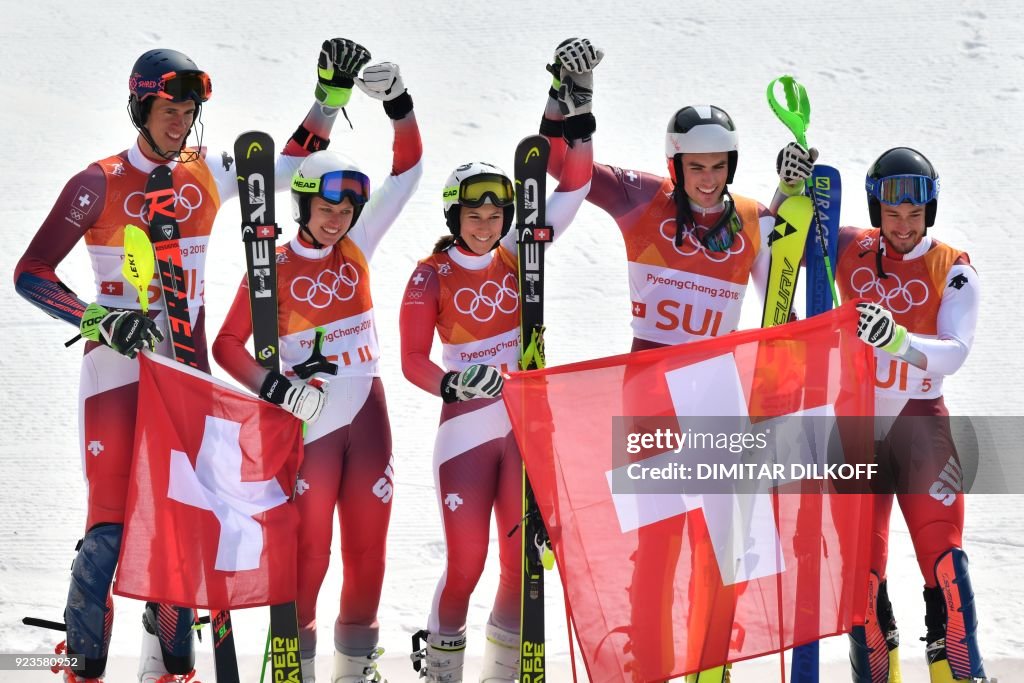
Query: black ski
144 165 241 683
514 135 553 682
145 165 199 367
233 131 303 683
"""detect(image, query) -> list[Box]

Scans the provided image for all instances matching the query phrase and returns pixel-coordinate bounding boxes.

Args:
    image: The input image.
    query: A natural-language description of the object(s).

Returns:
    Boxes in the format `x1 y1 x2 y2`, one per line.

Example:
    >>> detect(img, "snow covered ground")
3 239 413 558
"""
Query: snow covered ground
1 0 1022 680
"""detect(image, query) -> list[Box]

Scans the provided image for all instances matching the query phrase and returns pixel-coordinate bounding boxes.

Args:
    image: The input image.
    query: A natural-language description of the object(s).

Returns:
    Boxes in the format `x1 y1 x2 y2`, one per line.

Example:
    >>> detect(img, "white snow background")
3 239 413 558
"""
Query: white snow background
1 1 1021 680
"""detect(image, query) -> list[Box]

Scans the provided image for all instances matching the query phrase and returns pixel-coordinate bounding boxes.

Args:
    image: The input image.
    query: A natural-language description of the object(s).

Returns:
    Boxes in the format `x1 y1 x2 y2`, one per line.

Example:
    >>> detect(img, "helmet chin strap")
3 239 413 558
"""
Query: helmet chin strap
672 185 737 251
139 128 178 161
130 102 204 163
299 223 327 249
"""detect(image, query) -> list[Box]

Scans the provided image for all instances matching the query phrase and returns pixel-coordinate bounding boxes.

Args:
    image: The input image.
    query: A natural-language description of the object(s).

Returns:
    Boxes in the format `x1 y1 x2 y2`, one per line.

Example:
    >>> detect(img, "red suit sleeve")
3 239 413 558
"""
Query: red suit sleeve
212 276 268 393
392 112 423 176
541 98 661 221
399 263 445 397
14 164 106 325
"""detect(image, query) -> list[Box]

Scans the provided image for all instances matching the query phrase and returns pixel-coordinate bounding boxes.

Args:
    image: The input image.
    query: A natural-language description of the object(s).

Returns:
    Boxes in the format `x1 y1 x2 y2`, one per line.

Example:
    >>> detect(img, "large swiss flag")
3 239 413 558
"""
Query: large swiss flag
114 352 304 610
503 302 876 682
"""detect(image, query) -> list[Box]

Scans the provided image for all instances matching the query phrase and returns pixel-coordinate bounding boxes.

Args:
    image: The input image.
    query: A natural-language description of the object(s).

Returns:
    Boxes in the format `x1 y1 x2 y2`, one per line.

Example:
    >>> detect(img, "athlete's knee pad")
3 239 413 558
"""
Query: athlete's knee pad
142 601 196 675
925 548 987 681
65 523 122 676
849 571 902 683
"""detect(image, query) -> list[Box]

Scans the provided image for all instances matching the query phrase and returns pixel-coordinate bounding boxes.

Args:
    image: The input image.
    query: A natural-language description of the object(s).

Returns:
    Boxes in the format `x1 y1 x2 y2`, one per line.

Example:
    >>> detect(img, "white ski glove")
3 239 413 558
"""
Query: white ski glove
260 370 327 424
355 62 406 102
856 302 910 355
776 142 819 193
555 38 603 118
554 37 604 74
441 364 504 403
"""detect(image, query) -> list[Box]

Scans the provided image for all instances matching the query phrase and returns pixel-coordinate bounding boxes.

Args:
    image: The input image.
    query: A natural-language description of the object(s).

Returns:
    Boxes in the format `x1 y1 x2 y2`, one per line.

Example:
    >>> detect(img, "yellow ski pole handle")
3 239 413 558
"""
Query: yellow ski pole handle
520 326 547 371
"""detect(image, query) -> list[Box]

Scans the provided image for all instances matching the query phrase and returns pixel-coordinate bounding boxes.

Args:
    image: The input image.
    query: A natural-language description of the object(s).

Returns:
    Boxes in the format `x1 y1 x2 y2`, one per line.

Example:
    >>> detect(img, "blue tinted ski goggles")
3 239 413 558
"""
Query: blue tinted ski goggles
865 174 939 206
292 170 371 205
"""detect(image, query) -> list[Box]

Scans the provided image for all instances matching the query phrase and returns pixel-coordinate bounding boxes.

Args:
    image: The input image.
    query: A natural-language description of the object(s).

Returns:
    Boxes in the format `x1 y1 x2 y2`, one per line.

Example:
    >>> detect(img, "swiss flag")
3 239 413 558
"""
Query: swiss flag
502 302 875 681
114 353 305 610
100 280 124 296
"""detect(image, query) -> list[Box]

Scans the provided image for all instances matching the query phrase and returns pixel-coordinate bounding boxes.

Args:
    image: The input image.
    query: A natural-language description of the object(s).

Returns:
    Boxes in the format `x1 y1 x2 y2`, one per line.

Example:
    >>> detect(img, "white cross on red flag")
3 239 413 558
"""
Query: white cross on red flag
114 352 305 610
502 302 876 680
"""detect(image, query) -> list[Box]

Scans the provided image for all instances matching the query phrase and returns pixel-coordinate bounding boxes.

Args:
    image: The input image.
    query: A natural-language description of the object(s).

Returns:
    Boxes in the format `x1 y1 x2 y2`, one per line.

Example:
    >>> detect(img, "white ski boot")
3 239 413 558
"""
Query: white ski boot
137 623 196 682
412 629 466 682
332 646 386 682
302 655 316 683
478 623 519 682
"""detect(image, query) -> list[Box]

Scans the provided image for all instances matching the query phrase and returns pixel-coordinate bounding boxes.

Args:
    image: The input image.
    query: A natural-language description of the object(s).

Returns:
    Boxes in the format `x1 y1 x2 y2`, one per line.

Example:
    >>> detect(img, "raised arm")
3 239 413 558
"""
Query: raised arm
539 40 664 222
208 38 373 202
345 61 424 259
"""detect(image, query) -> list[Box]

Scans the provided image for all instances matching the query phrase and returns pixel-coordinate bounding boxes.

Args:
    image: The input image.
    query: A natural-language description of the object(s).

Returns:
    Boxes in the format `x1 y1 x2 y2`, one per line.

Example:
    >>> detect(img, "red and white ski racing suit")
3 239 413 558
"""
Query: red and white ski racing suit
214 112 422 659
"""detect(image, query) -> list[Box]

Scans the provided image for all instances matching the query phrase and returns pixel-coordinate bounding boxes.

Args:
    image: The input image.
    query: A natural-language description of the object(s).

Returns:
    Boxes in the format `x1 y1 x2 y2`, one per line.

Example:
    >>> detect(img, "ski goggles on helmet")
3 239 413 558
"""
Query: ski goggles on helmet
865 174 939 206
448 173 515 208
132 69 212 104
292 169 371 205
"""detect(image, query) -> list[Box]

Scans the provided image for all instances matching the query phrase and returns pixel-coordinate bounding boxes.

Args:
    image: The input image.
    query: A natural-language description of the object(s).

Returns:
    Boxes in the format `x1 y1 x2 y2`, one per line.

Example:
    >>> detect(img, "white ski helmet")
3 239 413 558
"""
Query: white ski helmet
442 161 515 237
290 150 371 228
665 105 739 185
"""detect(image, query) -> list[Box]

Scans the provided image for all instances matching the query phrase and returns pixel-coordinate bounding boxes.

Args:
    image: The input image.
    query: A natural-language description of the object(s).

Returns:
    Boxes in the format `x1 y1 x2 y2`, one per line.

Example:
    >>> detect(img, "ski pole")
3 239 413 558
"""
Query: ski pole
767 76 839 308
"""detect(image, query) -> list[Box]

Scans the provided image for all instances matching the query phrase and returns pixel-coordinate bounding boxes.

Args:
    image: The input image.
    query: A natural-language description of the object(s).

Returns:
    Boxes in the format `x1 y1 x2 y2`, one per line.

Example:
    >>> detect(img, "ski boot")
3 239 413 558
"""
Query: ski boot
332 646 386 682
478 623 519 682
138 603 198 683
52 639 103 682
849 571 902 682
412 629 466 682
923 548 994 682
64 526 120 681
301 655 316 683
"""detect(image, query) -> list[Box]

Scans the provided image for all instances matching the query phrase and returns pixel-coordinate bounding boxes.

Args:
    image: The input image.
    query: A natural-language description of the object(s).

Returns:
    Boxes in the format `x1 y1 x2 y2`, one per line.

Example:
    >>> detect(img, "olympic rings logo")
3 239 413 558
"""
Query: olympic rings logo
453 273 519 322
850 267 929 313
123 183 204 225
291 263 360 309
659 218 744 262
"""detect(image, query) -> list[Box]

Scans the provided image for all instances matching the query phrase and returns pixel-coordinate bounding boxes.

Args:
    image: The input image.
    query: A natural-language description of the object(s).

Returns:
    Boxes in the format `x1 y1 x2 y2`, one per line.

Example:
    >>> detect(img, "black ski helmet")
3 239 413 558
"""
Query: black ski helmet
128 49 211 129
865 147 939 228
665 105 739 186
